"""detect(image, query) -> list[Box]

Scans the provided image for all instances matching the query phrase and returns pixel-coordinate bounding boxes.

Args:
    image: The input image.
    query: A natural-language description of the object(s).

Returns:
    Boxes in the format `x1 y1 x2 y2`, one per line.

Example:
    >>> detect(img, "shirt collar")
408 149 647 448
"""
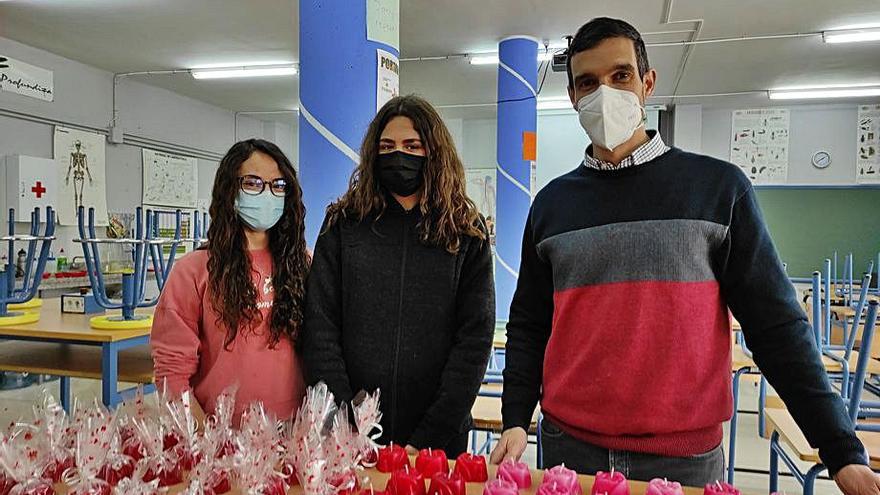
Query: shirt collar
583 130 670 171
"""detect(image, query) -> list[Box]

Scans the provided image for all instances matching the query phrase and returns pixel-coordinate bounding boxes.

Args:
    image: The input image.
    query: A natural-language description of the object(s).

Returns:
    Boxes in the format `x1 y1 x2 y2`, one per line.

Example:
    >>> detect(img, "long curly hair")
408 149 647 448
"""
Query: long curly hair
326 95 485 253
206 139 308 349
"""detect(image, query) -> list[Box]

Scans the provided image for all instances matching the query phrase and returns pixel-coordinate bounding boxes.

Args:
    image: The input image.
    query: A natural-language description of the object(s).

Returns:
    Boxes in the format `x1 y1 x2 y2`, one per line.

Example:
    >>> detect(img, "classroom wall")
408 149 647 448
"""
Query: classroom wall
447 110 659 191
0 35 295 253
701 103 861 185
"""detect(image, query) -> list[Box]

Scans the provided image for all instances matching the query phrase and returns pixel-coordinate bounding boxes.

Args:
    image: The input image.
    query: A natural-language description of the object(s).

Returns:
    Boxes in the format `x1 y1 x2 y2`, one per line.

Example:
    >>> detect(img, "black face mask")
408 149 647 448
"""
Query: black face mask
377 151 426 197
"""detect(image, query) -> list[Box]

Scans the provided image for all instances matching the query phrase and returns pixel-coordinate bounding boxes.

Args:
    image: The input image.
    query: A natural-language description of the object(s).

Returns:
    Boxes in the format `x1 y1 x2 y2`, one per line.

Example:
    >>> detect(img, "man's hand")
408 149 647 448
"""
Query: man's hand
489 427 528 465
834 465 880 495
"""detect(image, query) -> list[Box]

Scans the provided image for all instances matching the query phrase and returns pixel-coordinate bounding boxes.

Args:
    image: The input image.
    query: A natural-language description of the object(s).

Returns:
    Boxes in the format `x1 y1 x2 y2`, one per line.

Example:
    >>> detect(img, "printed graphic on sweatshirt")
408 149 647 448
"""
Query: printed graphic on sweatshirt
257 275 274 310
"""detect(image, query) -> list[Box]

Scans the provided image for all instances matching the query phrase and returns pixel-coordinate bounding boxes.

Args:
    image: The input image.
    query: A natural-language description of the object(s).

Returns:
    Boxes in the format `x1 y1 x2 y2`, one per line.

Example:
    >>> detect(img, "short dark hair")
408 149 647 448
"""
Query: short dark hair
566 17 650 88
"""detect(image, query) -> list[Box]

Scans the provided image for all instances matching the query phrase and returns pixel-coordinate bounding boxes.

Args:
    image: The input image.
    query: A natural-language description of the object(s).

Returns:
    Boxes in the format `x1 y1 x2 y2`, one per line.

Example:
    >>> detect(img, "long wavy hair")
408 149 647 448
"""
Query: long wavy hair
326 95 485 253
206 139 308 349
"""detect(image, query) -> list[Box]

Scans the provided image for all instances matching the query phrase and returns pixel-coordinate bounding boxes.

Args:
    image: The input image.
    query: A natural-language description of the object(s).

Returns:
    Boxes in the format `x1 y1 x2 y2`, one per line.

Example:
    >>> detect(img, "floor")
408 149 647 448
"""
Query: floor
0 375 844 494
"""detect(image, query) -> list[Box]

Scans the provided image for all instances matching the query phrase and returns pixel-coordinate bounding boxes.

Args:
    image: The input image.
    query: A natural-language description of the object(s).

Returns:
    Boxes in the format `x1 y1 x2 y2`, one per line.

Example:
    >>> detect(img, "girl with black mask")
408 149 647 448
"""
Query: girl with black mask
302 95 495 456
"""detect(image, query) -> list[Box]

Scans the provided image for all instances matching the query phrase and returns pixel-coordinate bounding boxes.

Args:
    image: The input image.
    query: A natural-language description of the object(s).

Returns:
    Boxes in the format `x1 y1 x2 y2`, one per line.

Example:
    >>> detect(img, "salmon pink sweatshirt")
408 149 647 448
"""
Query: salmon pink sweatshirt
151 248 305 421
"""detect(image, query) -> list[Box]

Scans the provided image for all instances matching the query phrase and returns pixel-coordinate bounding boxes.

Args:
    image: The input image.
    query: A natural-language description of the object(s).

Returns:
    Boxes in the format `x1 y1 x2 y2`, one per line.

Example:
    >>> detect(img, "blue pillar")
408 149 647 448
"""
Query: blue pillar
495 36 538 321
299 0 400 245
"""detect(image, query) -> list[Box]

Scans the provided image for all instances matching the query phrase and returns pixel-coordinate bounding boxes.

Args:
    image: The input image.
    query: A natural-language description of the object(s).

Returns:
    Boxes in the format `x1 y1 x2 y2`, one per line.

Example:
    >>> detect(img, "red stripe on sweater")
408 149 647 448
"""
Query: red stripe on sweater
541 280 732 457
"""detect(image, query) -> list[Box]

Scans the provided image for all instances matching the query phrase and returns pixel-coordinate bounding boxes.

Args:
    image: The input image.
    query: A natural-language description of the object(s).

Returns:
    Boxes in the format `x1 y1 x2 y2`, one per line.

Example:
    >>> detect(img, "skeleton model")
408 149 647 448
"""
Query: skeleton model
65 140 93 209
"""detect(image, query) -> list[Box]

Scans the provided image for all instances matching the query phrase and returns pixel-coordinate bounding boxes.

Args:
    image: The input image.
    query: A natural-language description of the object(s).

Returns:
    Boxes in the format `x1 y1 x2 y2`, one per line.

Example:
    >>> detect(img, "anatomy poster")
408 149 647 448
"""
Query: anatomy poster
857 105 880 184
54 126 108 226
142 149 199 208
730 109 790 185
465 168 496 245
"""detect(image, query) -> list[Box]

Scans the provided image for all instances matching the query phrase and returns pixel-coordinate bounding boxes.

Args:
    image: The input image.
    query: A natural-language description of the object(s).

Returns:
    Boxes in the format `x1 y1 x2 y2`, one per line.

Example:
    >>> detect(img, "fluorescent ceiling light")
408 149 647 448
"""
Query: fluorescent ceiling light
190 60 295 69
537 98 573 110
191 65 298 79
469 50 560 65
769 84 880 99
823 26 880 43
469 55 500 65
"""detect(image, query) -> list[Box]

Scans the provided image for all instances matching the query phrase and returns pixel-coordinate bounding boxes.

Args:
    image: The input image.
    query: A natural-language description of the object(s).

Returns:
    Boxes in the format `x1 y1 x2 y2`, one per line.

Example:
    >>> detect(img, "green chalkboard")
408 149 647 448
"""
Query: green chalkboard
755 187 880 280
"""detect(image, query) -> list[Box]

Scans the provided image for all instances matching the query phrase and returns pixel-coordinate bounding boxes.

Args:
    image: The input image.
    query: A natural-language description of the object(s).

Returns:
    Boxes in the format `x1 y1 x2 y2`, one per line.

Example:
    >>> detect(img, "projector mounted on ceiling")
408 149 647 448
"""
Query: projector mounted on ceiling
550 36 572 73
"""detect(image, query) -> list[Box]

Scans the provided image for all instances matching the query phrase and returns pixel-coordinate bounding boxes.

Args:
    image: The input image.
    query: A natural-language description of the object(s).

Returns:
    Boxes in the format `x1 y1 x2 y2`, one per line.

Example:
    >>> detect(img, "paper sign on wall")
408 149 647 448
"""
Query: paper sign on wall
730 108 790 185
377 49 400 111
0 55 54 102
54 127 108 226
465 169 496 246
142 149 199 208
857 104 880 184
366 0 399 51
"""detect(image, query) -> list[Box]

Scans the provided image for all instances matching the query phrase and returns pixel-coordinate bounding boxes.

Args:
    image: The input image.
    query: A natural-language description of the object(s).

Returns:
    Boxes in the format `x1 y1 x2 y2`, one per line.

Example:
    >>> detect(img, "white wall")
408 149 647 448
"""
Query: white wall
0 35 296 253
701 103 860 186
673 104 702 153
451 109 660 192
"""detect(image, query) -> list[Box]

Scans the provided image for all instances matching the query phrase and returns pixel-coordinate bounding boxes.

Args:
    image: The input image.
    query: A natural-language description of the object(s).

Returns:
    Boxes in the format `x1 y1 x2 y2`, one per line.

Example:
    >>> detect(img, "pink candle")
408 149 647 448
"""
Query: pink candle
483 479 519 495
428 471 466 495
645 479 684 495
591 470 629 495
416 448 449 477
703 482 740 495
452 453 488 482
540 465 582 495
537 481 571 495
378 443 411 473
497 459 532 489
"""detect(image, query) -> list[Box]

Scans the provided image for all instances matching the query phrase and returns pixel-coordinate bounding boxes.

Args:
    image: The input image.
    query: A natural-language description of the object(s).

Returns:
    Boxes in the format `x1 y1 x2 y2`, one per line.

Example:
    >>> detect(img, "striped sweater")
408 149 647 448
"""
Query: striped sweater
502 147 866 475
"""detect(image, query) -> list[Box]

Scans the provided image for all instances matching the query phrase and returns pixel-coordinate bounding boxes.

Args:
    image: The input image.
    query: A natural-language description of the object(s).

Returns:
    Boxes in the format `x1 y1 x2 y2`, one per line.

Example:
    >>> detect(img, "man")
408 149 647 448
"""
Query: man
489 17 880 494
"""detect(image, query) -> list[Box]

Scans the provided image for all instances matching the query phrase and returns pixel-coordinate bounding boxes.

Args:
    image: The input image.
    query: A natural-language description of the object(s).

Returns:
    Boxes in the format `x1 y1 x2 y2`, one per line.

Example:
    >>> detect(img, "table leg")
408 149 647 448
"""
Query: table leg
101 341 120 408
59 376 71 413
728 367 749 484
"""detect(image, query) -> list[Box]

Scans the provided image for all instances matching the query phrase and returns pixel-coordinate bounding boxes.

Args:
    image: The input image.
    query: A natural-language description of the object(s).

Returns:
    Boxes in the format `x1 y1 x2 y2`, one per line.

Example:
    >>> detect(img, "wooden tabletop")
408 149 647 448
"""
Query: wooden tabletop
54 460 713 495
493 330 506 349
472 395 539 434
0 298 153 343
766 407 880 469
0 340 154 383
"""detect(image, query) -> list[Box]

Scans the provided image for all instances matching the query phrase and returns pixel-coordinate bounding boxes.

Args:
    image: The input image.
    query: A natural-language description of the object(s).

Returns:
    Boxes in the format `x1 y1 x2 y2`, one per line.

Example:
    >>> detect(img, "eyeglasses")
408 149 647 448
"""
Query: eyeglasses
238 175 289 197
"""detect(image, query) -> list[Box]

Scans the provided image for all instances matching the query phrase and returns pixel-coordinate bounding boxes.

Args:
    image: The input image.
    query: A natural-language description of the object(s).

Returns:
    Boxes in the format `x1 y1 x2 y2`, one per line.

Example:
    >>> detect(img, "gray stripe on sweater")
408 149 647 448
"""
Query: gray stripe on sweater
535 219 729 290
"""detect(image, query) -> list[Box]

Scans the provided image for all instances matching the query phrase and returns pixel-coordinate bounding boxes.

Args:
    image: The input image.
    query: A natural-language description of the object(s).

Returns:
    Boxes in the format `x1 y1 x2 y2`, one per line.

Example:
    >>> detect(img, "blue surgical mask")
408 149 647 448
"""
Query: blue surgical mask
235 191 285 231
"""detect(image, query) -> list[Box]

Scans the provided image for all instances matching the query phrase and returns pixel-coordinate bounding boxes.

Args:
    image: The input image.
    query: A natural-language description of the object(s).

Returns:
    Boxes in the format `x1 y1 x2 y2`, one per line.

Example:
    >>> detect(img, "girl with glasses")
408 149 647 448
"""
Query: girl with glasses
152 139 309 424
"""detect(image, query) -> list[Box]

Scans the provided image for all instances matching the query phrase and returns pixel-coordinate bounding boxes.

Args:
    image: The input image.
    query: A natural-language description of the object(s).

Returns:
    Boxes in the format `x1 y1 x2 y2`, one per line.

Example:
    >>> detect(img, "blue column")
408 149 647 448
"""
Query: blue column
495 36 538 321
299 0 399 245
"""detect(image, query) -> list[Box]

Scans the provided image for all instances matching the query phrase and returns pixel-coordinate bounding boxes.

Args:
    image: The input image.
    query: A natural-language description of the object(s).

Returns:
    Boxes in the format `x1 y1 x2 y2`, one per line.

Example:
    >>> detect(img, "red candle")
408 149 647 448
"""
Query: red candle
416 448 449 477
42 456 76 483
332 472 361 495
359 489 388 495
497 459 532 489
209 471 232 495
0 473 16 495
702 482 739 495
452 453 488 482
378 444 411 473
646 479 684 495
590 470 629 495
261 476 287 495
428 471 466 495
483 479 519 495
540 465 582 495
386 467 427 495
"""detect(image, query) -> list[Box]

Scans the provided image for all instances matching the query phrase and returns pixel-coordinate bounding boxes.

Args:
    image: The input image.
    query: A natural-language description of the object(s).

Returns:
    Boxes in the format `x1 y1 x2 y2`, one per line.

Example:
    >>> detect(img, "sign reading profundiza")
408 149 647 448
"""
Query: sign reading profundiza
0 55 54 102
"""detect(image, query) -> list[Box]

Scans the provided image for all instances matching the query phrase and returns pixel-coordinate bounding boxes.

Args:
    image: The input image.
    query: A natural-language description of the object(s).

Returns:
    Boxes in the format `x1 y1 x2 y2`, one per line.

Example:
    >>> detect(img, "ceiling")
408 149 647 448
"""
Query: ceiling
1 0 879 120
